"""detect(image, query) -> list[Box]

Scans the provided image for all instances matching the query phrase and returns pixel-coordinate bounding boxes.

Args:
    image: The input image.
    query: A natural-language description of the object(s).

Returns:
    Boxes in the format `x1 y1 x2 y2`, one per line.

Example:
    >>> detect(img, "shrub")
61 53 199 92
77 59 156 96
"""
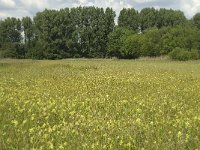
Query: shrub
121 34 142 59
108 27 135 58
26 41 44 59
190 49 199 60
162 25 200 54
169 47 199 61
0 43 19 58
140 27 166 57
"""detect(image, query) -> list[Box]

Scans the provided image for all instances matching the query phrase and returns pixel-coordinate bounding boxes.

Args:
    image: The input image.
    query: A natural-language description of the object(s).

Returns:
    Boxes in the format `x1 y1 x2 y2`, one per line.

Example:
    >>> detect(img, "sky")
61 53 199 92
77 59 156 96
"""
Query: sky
0 0 200 19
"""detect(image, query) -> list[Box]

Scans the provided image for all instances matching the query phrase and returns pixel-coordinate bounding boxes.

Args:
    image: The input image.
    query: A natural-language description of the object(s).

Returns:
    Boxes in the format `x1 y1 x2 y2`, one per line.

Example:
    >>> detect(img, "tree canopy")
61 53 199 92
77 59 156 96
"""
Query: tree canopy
0 6 199 60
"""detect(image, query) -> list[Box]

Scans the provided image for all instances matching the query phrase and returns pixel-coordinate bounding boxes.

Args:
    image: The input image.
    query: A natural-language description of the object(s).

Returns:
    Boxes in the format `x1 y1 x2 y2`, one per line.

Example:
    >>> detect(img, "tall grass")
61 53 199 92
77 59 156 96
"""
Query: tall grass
0 59 200 149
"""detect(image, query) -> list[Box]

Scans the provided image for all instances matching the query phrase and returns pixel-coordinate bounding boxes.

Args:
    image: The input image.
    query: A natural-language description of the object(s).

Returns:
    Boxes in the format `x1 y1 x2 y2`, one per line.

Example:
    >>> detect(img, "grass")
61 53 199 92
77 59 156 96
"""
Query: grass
0 59 200 150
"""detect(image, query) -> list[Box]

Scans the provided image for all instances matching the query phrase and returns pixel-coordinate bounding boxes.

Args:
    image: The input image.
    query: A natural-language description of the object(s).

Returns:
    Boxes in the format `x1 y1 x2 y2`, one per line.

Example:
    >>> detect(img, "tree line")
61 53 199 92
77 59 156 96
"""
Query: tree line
1 6 200 60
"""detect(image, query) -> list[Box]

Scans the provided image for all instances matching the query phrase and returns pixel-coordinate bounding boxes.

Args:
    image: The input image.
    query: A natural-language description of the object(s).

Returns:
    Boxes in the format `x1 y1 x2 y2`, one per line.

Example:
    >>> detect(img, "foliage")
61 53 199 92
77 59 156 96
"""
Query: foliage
33 7 115 59
0 43 16 58
0 17 23 58
120 8 186 31
139 8 158 31
26 41 45 59
157 9 186 28
116 27 169 58
0 7 199 60
22 17 35 48
0 17 22 43
0 43 25 58
193 13 200 29
34 9 72 59
140 27 168 57
169 47 199 61
161 25 200 54
107 27 135 58
118 8 139 31
121 34 142 58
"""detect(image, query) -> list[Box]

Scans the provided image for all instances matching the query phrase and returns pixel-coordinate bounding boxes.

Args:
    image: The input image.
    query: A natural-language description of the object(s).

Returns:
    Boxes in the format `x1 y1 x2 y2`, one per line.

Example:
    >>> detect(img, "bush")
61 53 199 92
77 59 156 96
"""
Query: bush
108 27 135 58
190 49 200 60
169 47 199 61
26 42 44 59
140 27 166 57
0 43 17 58
121 34 142 59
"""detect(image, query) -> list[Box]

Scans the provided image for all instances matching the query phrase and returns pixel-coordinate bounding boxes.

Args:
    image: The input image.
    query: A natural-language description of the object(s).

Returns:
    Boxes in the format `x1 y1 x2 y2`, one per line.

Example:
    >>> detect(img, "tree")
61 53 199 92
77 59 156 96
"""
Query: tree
161 25 200 54
34 9 73 59
140 27 168 56
22 17 34 46
103 7 116 57
157 9 186 28
0 20 3 48
0 17 22 43
70 7 115 58
22 16 35 58
0 6 197 60
193 13 200 29
0 17 23 58
108 27 135 58
139 8 158 31
169 47 199 61
118 8 139 31
121 34 142 59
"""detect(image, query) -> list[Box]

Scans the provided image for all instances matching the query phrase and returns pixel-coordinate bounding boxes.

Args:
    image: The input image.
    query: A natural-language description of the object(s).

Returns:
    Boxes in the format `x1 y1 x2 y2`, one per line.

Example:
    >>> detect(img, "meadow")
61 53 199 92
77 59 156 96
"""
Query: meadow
0 59 200 150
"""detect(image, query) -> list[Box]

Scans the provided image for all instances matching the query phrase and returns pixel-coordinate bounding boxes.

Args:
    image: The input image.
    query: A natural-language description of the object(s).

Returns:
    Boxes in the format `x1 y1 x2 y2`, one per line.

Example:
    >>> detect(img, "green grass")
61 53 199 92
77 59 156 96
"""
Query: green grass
0 59 200 150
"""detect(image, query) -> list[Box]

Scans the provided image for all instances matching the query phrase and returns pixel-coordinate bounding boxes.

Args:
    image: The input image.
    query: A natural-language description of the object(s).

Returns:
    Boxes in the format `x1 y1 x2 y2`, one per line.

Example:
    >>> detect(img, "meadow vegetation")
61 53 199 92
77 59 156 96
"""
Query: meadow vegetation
0 59 200 149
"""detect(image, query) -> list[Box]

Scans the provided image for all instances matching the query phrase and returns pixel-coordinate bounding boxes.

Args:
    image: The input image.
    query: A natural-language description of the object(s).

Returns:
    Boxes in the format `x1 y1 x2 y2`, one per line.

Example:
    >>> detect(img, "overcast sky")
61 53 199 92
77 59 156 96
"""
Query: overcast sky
0 0 200 19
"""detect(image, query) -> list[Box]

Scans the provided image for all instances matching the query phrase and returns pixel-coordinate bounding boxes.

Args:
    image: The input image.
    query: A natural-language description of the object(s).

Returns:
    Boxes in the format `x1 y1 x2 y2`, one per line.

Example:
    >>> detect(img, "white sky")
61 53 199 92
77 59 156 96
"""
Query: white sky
0 0 199 19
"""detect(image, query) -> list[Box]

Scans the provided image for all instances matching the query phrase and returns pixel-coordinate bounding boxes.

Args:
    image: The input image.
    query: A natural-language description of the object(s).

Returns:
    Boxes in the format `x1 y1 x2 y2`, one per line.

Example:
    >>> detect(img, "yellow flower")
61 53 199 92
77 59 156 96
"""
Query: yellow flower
58 145 64 149
177 131 182 140
11 120 18 126
48 142 54 149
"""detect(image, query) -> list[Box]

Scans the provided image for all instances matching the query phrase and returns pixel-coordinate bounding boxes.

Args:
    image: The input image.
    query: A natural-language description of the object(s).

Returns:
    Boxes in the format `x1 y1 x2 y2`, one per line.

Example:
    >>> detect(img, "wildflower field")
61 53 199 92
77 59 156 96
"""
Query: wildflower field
0 59 200 150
